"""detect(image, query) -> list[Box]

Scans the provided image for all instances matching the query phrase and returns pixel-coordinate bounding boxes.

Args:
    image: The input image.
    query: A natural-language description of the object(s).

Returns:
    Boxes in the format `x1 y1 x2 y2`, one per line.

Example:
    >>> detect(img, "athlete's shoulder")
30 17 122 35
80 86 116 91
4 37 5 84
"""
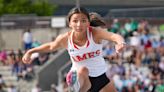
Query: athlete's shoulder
54 32 70 48
89 26 103 36
57 31 70 40
53 32 69 46
89 26 105 33
90 27 111 42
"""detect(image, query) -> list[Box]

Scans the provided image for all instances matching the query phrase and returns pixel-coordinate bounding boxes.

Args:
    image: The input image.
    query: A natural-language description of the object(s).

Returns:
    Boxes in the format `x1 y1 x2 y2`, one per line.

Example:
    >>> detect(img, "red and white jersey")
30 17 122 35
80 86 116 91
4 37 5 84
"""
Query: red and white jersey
67 27 108 77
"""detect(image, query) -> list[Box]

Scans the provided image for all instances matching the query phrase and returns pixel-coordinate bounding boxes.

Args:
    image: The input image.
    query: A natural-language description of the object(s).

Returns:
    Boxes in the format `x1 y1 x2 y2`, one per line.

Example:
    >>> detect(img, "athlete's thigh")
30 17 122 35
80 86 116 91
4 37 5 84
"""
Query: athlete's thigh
100 80 118 92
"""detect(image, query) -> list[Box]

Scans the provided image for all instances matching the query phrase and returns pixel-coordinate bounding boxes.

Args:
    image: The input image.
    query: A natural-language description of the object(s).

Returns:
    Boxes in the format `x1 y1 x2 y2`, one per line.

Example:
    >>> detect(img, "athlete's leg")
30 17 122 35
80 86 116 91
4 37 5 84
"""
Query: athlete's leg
77 67 91 92
100 80 118 92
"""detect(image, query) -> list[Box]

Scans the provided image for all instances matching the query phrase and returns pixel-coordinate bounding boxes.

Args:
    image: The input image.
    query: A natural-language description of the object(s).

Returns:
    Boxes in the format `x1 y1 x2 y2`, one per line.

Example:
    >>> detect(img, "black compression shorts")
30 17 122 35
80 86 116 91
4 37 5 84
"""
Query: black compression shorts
88 73 110 92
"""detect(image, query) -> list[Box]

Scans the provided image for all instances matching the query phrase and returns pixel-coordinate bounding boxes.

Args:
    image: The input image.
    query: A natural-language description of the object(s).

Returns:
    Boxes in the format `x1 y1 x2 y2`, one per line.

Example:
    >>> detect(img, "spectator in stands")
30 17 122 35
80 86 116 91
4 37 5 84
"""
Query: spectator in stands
31 82 42 92
159 58 164 77
22 7 125 92
138 19 150 33
0 74 6 90
31 52 49 66
110 18 120 33
0 49 7 65
7 84 17 92
61 77 69 92
124 19 132 34
23 28 33 50
149 62 161 82
8 49 16 65
50 84 58 92
37 53 49 65
159 36 164 47
24 64 35 81
151 38 160 49
129 32 141 47
16 49 23 62
155 79 164 92
32 40 41 48
12 61 26 81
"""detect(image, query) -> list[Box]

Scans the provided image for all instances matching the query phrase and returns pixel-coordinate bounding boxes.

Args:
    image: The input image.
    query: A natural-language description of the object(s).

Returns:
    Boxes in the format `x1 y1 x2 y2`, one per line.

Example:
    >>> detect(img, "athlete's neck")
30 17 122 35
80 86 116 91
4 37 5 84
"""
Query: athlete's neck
73 31 87 41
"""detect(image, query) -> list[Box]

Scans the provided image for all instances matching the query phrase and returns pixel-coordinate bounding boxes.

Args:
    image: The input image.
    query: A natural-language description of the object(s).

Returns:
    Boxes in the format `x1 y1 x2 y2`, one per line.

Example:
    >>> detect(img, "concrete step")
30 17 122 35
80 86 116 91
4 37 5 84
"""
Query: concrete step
0 66 11 71
17 79 37 92
3 76 18 86
5 81 18 86
0 65 18 87
3 76 17 81
0 65 37 92
0 70 12 76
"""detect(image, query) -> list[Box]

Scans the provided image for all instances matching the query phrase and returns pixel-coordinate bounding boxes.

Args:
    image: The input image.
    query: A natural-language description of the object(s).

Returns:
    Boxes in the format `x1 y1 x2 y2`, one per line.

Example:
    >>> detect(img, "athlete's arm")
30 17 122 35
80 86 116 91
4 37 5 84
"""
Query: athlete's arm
22 32 68 64
93 27 125 53
28 33 66 53
93 27 124 44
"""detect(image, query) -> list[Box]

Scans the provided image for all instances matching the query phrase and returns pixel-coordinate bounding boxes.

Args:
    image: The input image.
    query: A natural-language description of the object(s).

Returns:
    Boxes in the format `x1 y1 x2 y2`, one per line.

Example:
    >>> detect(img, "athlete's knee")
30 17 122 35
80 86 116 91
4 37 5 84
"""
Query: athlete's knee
77 67 90 85
78 67 91 92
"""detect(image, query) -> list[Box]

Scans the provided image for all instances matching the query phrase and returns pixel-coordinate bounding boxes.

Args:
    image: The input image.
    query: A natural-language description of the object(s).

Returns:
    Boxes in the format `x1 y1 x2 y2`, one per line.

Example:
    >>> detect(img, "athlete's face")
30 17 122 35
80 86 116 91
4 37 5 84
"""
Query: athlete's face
69 13 90 32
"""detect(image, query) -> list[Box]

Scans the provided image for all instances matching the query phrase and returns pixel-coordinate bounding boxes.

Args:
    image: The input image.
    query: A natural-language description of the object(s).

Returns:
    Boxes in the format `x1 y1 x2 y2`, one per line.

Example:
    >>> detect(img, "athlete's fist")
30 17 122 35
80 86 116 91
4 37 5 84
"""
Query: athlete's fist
115 42 126 53
22 51 32 64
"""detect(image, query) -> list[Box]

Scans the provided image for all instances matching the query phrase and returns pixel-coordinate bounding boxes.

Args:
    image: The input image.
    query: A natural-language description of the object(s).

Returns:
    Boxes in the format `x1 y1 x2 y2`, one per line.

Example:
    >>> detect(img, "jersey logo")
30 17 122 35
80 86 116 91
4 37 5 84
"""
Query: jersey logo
69 49 74 52
71 50 100 62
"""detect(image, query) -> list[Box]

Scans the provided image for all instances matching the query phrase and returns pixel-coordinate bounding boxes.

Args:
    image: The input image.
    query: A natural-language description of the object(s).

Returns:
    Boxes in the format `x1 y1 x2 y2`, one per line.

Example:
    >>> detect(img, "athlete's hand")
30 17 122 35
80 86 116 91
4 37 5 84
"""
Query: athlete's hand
115 42 126 53
22 51 32 64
